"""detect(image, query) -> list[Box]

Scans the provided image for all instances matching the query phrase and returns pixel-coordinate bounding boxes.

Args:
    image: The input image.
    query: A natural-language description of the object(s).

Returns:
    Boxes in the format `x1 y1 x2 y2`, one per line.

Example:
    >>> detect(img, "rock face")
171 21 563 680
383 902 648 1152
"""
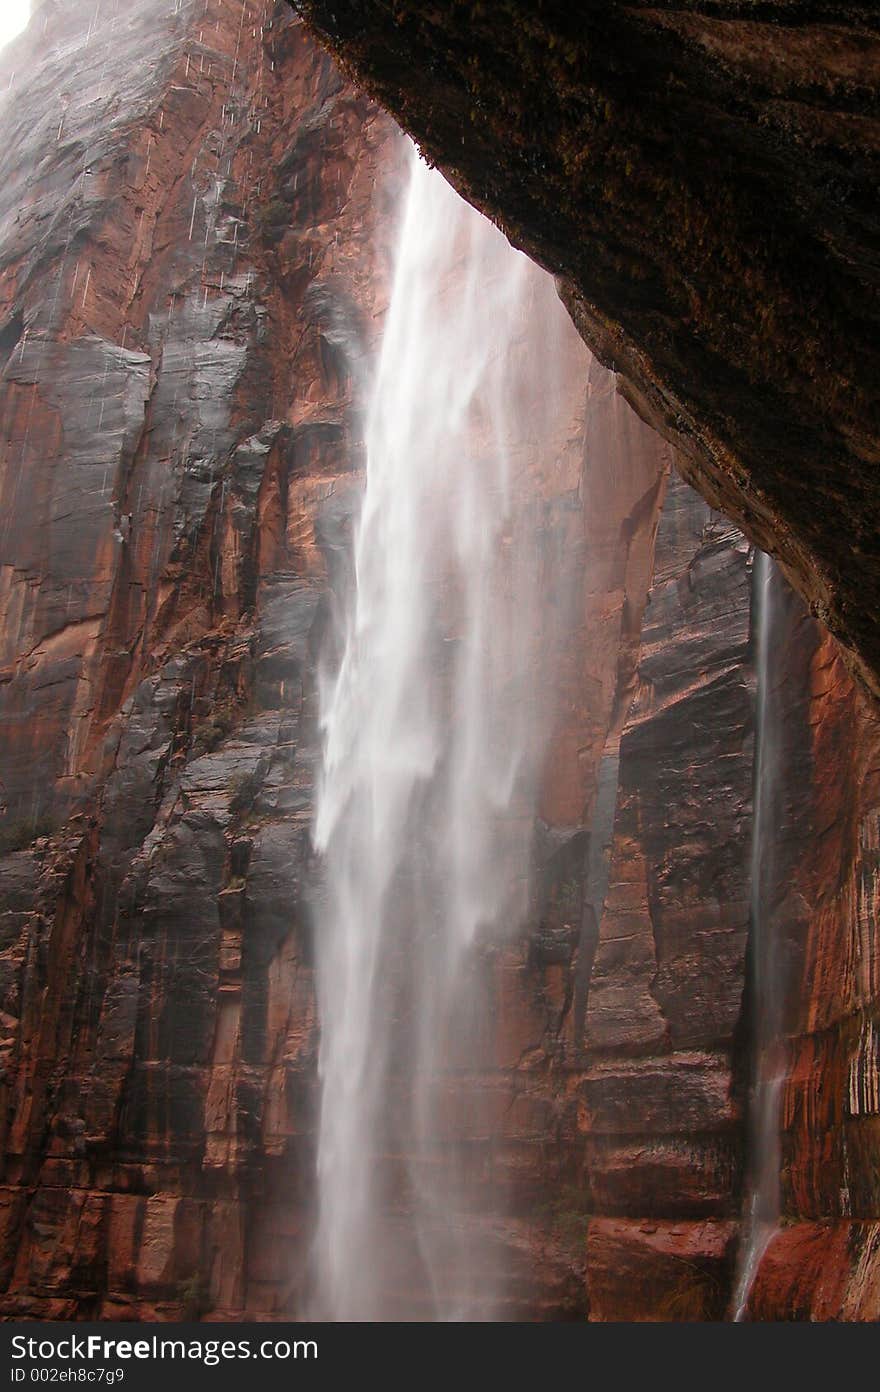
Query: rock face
0 0 402 1319
292 0 880 701
0 0 877 1322
540 455 754 1321
742 586 880 1321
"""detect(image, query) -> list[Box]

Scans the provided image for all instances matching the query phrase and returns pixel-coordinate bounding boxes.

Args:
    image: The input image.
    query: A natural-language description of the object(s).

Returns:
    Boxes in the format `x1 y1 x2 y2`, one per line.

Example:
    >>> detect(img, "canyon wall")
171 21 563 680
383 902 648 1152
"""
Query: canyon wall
745 584 880 1320
0 0 876 1320
0 0 402 1318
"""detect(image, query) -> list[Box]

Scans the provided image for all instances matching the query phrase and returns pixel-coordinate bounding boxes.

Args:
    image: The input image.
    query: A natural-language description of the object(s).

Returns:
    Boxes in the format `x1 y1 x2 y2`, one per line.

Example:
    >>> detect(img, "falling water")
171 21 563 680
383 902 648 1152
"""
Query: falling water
732 550 783 1320
311 144 578 1320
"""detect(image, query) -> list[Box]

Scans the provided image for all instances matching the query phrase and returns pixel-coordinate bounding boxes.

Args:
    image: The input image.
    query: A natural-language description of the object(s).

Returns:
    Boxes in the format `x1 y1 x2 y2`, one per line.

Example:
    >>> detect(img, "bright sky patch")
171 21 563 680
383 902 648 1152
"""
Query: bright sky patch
0 1 30 54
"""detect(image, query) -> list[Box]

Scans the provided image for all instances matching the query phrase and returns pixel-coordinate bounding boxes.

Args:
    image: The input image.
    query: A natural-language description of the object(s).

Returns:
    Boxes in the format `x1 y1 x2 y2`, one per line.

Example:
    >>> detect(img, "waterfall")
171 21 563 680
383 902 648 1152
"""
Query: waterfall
732 550 783 1320
310 143 578 1320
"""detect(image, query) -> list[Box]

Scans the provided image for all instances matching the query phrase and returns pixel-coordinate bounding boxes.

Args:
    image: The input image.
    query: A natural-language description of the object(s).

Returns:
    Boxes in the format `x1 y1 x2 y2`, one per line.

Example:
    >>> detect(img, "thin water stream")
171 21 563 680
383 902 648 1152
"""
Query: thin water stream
732 551 783 1321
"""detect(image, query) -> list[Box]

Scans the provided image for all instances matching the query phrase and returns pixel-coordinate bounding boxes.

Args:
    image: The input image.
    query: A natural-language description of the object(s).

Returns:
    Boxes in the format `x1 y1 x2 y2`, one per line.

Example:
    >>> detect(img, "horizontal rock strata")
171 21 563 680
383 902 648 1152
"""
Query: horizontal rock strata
0 0 877 1321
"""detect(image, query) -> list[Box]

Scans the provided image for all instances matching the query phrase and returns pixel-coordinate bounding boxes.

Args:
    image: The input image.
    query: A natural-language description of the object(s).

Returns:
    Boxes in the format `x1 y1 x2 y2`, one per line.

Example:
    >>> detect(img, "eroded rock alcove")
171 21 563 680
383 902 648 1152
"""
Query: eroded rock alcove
0 0 877 1321
293 0 880 700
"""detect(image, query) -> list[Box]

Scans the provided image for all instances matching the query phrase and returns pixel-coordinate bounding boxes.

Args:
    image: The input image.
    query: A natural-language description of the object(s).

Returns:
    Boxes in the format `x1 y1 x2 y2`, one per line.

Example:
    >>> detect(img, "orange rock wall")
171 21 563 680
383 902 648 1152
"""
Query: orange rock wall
745 588 880 1320
0 0 877 1323
0 0 402 1319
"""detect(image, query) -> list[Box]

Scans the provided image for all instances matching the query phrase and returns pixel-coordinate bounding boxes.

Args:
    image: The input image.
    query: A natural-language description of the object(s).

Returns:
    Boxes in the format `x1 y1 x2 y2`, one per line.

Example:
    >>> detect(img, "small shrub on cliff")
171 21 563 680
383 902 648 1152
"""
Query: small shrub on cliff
254 197 291 246
229 769 261 813
656 1267 725 1321
556 874 582 923
552 1207 590 1252
538 1184 591 1255
192 700 235 755
177 1273 211 1320
0 814 58 854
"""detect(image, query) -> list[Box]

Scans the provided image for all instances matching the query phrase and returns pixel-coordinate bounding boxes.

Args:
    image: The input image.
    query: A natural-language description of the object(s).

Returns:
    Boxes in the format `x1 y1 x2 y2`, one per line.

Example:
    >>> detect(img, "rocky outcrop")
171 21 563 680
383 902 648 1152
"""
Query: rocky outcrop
292 0 880 701
532 458 753 1321
0 0 878 1323
740 585 880 1320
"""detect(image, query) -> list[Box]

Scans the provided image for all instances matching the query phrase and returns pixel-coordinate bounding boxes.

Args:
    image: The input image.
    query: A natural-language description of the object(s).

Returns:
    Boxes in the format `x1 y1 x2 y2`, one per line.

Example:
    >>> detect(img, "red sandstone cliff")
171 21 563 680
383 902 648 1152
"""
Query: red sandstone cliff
0 0 402 1319
0 0 876 1322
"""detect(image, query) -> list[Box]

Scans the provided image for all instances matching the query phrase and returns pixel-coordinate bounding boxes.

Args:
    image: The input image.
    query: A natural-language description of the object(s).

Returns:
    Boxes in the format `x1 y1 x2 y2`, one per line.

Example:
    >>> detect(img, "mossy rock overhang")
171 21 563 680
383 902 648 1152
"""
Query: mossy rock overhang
291 0 880 696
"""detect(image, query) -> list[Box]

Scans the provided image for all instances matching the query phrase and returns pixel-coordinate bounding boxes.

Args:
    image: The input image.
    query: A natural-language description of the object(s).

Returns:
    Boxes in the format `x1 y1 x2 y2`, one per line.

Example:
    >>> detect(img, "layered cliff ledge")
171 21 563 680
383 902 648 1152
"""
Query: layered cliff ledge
291 0 880 700
0 0 878 1322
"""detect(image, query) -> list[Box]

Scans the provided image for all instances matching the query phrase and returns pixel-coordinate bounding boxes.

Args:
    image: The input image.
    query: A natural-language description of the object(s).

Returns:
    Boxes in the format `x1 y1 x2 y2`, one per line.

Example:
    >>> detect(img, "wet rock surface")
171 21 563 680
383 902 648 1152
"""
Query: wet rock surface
0 0 399 1320
738 586 880 1320
0 0 877 1322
